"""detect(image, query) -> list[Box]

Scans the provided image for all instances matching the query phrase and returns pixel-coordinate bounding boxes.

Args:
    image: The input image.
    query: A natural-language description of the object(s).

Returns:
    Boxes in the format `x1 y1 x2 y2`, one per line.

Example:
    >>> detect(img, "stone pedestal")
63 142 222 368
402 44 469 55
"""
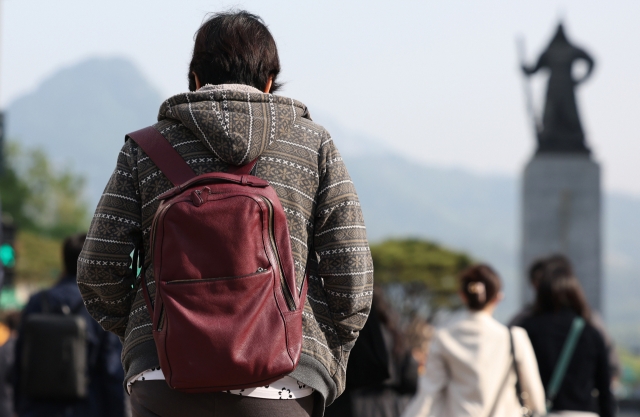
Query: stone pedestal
521 154 601 312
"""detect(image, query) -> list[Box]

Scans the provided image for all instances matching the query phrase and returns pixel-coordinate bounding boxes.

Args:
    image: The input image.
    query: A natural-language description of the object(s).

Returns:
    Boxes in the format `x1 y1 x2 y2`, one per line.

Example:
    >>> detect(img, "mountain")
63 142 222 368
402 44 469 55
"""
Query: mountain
313 115 640 346
6 58 640 347
7 57 163 205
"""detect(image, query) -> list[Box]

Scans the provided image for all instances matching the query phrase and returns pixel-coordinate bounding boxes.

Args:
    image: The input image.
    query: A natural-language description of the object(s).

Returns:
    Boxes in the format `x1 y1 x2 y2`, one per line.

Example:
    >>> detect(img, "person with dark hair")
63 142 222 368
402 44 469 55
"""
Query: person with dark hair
326 287 419 417
508 256 555 327
187 11 282 93
510 254 620 381
520 262 616 417
77 9 373 417
13 233 125 417
403 265 545 417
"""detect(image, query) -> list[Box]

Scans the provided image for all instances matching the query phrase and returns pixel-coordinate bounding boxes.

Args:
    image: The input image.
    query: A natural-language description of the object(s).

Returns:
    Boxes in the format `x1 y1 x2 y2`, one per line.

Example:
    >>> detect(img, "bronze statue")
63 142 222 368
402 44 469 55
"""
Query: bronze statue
522 24 594 153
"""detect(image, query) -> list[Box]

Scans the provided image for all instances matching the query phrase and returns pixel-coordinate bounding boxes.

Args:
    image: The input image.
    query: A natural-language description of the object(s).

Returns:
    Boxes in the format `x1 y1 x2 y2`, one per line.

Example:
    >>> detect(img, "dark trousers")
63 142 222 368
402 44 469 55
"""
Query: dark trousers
130 381 314 417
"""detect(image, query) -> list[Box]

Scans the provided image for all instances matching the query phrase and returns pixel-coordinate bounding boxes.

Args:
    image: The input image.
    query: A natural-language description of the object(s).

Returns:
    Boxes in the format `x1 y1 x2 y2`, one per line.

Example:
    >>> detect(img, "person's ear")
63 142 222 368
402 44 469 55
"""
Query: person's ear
192 72 202 90
264 76 273 93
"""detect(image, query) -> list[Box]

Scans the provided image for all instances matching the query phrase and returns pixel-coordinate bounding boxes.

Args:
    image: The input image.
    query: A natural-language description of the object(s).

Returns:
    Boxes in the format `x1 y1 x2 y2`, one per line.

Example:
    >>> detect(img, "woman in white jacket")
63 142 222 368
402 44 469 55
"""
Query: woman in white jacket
403 264 546 417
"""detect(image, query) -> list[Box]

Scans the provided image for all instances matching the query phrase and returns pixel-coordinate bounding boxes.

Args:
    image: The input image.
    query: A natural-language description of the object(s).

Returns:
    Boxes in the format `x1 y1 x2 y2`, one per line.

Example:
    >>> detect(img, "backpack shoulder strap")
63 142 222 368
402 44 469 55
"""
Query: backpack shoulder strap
126 126 197 187
40 291 51 314
127 126 259 185
546 316 586 410
509 328 532 415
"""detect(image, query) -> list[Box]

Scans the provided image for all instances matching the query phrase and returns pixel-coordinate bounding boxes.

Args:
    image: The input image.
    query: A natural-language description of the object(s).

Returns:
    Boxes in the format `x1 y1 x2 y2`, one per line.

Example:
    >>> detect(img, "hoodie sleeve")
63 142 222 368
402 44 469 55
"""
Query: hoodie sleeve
77 141 141 338
314 133 374 349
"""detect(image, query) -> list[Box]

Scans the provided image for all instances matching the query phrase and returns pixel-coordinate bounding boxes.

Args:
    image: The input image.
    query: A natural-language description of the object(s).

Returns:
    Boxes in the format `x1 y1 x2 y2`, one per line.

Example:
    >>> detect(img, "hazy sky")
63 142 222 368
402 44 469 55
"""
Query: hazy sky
2 0 639 196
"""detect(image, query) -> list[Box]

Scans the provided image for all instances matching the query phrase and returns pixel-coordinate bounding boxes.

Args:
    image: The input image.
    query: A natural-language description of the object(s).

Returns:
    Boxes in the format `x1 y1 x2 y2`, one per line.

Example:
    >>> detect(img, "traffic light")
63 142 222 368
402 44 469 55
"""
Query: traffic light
1 218 16 288
0 243 14 268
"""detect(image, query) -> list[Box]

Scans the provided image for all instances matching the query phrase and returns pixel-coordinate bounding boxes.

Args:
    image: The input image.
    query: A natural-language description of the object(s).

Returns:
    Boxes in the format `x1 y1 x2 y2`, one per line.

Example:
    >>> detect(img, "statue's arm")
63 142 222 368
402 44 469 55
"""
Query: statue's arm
574 48 595 84
522 52 547 76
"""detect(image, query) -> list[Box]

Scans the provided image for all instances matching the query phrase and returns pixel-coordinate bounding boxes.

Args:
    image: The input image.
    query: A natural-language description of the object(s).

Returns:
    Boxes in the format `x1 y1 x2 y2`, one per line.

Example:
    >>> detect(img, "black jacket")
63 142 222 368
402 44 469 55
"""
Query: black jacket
520 310 615 417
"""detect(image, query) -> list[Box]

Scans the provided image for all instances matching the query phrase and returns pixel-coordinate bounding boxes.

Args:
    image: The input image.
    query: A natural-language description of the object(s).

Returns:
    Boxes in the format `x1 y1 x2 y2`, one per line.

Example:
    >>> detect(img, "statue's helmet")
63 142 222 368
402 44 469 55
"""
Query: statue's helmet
550 23 569 45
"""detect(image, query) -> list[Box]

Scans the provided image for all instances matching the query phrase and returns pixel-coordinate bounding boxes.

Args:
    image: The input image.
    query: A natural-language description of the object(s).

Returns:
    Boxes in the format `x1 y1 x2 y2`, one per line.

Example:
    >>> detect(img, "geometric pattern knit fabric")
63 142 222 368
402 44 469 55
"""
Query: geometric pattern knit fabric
77 84 374 399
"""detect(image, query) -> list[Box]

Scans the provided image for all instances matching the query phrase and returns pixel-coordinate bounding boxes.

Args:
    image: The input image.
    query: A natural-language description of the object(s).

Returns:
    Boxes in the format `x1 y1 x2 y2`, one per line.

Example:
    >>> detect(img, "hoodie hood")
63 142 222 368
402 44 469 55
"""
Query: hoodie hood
158 84 311 166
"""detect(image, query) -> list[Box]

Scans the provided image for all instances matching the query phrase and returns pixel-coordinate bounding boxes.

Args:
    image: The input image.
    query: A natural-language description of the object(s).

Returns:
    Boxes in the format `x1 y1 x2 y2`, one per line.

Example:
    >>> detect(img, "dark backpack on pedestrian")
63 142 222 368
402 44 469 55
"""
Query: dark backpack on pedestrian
127 126 307 393
21 294 88 400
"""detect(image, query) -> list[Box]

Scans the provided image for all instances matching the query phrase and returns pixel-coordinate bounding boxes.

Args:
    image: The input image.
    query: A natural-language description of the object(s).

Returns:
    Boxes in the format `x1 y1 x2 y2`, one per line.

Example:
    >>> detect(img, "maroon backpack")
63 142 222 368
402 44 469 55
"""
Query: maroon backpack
127 126 307 393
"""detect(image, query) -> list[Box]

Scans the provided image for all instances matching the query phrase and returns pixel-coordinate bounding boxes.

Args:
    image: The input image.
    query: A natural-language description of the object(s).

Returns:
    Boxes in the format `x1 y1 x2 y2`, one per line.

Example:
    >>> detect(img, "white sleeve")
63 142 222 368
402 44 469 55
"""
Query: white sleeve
512 326 546 414
401 333 449 417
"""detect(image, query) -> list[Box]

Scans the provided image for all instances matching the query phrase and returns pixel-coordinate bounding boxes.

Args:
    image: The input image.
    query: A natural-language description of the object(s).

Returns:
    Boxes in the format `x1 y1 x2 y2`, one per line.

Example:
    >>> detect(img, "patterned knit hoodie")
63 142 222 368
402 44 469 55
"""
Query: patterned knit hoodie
77 84 374 412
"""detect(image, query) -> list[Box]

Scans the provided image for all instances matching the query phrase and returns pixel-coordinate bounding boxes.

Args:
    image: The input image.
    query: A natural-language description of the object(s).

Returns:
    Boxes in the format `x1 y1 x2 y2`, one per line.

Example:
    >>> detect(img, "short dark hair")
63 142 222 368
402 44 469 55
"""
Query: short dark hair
544 254 574 275
63 233 86 276
188 10 281 93
528 258 546 287
534 259 590 320
459 264 501 311
529 254 573 288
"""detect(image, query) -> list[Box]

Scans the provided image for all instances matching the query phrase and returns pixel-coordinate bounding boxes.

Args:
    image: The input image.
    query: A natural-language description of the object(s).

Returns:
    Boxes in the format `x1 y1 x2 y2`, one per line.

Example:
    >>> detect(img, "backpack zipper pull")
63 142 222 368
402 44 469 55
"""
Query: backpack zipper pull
191 189 204 206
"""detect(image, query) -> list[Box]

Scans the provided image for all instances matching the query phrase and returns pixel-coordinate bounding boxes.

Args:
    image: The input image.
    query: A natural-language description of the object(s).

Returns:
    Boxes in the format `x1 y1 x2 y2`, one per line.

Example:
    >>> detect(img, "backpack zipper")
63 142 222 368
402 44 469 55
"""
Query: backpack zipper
143 201 174 316
166 268 270 284
150 202 173 264
261 197 296 311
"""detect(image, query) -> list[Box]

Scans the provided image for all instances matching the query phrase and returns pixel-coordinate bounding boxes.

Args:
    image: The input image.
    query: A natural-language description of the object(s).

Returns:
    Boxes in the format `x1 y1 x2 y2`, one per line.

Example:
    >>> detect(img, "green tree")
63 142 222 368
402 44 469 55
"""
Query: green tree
371 238 473 319
15 230 62 285
0 141 89 238
0 142 89 286
371 239 472 287
0 143 35 230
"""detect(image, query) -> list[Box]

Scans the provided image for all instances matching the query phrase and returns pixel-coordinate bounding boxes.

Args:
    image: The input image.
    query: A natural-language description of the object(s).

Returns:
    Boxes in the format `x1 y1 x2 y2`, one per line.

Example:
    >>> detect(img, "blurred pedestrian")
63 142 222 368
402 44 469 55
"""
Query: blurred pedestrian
404 318 433 377
402 264 546 417
14 233 125 417
77 9 372 417
0 311 19 417
326 287 419 417
510 255 621 381
519 258 616 417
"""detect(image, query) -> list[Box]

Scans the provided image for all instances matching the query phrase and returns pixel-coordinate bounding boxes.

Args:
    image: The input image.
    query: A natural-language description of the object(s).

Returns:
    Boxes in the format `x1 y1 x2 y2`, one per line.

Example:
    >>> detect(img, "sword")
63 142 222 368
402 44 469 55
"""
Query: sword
516 36 541 140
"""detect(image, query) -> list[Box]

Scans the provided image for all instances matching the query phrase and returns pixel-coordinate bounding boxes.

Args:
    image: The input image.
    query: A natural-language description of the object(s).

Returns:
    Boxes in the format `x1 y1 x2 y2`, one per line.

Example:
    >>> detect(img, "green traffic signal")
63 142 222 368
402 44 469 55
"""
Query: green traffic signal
0 244 15 268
